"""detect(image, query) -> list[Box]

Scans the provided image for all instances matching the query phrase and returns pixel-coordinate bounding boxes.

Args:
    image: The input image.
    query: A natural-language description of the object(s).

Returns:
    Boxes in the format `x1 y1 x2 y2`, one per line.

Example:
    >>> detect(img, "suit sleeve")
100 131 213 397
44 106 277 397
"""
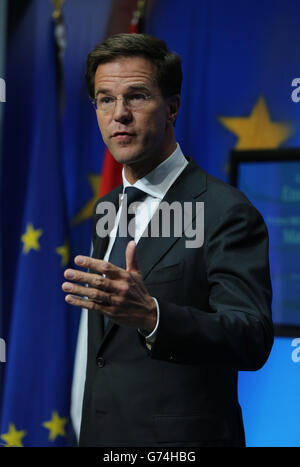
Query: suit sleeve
150 203 274 371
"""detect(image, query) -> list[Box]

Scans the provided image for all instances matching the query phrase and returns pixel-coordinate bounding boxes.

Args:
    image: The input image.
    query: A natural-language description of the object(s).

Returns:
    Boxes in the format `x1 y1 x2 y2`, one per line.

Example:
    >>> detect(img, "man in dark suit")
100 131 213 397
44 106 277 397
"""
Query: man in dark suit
62 33 273 447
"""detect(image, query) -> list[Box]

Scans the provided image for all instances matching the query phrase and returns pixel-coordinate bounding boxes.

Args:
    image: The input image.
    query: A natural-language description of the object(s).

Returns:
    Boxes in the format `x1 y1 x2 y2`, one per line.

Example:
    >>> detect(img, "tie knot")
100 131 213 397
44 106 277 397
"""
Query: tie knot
124 186 146 205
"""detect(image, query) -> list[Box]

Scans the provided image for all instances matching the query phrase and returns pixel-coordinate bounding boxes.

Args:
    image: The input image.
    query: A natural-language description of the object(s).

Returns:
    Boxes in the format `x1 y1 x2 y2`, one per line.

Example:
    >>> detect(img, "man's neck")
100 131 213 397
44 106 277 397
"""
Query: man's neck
123 139 177 184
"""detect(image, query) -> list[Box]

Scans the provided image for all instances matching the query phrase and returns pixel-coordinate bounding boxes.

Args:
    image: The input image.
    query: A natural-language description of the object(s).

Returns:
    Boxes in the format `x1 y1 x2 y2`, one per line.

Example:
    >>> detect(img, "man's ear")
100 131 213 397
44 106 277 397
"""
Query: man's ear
167 94 181 126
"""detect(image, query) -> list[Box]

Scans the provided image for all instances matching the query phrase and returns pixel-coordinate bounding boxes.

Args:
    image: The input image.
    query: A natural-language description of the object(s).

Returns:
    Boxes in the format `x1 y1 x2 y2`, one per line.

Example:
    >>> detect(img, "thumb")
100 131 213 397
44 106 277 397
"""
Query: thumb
126 240 139 273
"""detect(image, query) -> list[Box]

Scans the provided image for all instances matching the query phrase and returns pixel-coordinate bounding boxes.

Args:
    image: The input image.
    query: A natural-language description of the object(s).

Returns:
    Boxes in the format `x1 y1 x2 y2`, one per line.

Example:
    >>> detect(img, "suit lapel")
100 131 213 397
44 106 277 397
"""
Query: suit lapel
137 158 207 280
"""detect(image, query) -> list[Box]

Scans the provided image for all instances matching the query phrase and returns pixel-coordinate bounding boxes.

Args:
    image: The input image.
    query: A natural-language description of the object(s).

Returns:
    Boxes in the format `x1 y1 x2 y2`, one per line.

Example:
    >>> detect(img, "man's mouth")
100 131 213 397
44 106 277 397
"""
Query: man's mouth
111 131 135 142
112 131 135 137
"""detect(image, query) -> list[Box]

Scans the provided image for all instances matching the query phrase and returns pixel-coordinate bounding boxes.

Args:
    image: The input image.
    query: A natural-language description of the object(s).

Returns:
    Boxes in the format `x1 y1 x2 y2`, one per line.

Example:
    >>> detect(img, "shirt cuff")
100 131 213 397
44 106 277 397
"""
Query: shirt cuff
138 297 160 345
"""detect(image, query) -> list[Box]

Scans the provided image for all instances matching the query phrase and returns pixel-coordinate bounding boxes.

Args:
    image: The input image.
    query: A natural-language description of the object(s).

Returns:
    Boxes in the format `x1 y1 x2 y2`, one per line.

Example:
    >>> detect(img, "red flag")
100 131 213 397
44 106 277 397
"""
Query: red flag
98 0 146 197
129 0 145 33
99 149 123 197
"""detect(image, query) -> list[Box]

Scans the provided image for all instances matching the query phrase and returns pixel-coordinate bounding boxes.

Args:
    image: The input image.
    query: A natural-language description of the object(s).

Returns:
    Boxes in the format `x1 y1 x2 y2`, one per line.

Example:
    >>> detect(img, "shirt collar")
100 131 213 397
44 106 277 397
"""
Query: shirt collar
122 143 188 200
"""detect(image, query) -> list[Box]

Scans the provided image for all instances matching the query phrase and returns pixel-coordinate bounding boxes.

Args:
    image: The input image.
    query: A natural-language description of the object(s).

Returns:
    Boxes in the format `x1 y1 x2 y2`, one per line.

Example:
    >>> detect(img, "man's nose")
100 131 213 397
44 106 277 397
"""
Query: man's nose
113 98 132 123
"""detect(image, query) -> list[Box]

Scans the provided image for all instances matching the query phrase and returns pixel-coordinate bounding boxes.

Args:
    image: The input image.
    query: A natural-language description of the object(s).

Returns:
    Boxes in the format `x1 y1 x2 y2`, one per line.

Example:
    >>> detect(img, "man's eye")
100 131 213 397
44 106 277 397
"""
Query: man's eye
127 93 147 101
99 96 114 105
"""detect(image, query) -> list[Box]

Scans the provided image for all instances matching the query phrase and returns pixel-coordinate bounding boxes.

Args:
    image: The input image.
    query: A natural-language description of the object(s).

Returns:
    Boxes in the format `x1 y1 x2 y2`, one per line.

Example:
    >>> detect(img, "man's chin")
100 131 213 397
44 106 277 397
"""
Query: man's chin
108 146 142 166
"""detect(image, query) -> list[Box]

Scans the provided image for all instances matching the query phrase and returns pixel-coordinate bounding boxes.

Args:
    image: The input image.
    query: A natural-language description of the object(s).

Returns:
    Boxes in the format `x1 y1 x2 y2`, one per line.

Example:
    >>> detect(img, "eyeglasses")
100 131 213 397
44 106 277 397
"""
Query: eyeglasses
91 93 157 112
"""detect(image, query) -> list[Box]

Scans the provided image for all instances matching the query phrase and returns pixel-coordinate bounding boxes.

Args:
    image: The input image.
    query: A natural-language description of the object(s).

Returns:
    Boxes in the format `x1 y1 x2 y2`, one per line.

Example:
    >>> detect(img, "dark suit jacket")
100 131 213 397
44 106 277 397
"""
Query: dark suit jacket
79 157 273 447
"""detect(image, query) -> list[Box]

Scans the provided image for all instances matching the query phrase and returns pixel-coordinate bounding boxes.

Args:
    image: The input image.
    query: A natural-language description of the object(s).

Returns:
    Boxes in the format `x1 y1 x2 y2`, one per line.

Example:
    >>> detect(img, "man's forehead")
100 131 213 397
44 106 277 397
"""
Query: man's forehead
94 57 158 93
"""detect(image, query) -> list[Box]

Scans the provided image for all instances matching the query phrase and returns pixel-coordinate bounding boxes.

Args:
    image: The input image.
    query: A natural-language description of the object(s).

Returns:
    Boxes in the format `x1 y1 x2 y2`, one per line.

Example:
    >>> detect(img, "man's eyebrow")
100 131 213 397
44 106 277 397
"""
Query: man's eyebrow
126 84 152 93
95 88 110 97
95 84 152 97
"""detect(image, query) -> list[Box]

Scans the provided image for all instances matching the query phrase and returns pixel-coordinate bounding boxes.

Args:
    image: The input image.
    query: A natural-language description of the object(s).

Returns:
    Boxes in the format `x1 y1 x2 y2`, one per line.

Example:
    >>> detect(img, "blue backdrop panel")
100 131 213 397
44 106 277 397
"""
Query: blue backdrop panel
239 337 300 447
146 0 300 178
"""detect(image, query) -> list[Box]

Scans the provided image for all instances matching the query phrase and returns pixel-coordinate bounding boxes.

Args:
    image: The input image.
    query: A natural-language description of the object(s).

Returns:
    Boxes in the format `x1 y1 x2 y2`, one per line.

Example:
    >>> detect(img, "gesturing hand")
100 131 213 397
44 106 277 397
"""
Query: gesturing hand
62 241 157 334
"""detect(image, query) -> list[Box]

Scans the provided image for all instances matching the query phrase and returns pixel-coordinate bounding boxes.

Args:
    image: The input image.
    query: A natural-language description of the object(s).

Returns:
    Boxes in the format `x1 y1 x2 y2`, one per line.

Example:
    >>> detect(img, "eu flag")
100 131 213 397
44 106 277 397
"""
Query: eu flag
0 12 73 446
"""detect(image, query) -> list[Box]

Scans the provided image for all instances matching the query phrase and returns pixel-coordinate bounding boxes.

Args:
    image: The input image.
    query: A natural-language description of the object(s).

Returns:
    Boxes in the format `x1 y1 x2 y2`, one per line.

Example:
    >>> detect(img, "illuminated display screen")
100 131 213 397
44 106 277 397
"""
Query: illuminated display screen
231 151 300 335
231 151 300 447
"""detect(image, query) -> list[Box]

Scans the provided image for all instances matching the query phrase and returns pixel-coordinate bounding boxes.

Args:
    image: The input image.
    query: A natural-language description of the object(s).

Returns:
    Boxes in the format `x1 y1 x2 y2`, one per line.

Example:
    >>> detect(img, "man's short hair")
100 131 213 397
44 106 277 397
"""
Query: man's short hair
86 33 182 99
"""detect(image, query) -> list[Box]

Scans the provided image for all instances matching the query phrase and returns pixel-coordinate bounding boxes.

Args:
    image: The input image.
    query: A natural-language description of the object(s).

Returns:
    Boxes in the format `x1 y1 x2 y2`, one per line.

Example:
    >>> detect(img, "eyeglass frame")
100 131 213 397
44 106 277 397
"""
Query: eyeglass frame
91 92 160 113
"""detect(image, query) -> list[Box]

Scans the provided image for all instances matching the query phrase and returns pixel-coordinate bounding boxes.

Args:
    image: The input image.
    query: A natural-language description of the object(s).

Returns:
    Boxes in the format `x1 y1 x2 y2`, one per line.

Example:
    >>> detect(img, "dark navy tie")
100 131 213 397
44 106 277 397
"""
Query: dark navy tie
104 187 146 329
108 186 146 269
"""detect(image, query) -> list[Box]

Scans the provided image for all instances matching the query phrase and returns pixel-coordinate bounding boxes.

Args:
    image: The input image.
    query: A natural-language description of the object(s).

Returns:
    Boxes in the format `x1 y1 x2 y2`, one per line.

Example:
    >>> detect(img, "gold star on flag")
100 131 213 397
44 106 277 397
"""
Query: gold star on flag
21 222 43 254
71 174 101 226
0 423 27 447
219 96 293 149
56 240 70 266
42 411 68 441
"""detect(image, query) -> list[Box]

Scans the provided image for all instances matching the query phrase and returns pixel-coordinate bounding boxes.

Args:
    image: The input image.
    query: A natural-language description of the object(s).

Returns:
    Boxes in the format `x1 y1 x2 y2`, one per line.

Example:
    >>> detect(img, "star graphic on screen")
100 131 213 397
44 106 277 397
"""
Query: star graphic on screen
71 174 101 226
0 423 27 447
219 96 293 149
21 222 43 254
56 240 70 267
42 411 68 441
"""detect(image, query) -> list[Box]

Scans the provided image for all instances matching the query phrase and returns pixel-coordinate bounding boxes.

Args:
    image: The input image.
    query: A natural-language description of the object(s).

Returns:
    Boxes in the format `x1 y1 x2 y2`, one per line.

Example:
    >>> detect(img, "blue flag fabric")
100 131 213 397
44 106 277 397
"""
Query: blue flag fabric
146 0 300 179
0 0 114 447
0 10 73 447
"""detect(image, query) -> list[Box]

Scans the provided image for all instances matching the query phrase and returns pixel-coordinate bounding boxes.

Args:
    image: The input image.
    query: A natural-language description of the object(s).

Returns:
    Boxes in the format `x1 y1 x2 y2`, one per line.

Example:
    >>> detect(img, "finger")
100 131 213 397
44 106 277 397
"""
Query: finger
65 294 111 313
74 256 128 279
64 268 114 292
62 282 111 304
62 280 128 306
65 293 124 315
126 241 139 273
